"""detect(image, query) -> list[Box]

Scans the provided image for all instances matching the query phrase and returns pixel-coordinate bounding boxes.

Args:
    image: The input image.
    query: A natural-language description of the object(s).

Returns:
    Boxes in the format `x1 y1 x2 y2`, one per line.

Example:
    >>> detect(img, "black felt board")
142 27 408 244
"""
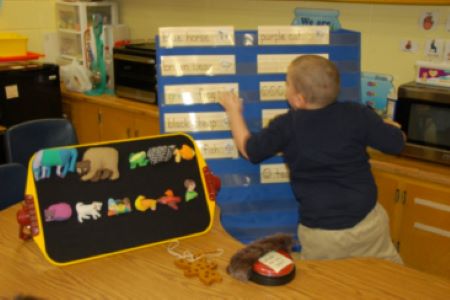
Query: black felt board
32 134 212 264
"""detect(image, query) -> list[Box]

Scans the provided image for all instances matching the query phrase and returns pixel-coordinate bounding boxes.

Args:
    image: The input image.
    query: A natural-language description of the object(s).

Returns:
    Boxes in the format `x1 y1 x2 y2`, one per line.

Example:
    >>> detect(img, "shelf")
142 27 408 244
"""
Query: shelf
0 52 44 62
58 29 81 35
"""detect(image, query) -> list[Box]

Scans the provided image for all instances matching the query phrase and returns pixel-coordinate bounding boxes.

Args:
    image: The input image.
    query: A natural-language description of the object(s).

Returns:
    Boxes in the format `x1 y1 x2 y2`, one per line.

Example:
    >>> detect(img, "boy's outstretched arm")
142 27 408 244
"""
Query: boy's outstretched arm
219 92 250 159
383 118 407 141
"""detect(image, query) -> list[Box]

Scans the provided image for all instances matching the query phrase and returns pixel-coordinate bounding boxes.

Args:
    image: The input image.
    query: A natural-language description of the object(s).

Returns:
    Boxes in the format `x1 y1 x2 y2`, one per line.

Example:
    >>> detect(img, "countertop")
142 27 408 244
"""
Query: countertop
1 204 450 299
61 87 159 118
369 149 450 186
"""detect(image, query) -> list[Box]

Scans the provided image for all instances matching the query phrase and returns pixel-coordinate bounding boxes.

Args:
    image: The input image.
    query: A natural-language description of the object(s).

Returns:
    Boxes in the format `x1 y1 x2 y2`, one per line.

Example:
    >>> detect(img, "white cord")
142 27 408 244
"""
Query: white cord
167 240 224 262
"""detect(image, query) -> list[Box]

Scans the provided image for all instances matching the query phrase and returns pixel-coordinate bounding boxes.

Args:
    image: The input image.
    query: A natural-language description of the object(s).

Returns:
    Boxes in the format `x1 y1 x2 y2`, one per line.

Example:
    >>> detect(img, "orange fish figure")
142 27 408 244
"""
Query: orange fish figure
174 144 195 163
158 189 181 210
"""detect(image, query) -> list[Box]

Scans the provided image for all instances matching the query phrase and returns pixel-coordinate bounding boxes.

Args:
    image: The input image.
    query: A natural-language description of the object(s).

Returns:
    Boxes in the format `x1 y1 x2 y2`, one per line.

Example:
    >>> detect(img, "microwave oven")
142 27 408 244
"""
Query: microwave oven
394 82 450 165
113 43 157 104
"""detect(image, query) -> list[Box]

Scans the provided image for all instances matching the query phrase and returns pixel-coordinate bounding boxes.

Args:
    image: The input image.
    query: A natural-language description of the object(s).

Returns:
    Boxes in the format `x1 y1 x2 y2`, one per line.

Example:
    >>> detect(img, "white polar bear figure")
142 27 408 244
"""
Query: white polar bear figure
76 201 103 223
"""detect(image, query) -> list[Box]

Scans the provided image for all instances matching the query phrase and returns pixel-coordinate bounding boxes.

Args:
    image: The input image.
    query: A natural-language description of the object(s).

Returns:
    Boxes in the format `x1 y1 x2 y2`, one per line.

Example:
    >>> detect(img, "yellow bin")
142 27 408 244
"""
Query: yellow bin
0 33 28 57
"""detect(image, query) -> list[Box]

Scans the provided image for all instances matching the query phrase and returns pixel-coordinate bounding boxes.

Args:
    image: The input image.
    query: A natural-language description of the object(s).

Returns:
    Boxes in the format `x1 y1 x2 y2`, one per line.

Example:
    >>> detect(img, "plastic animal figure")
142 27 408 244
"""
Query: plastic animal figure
129 151 149 169
44 202 72 222
77 147 119 182
135 195 158 212
76 201 103 223
147 145 176 165
32 148 78 181
174 144 195 163
157 189 181 210
107 197 132 216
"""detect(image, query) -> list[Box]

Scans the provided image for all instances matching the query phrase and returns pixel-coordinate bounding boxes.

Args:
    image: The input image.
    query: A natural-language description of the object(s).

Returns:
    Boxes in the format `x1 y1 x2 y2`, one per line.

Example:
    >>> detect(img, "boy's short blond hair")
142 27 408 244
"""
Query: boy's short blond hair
288 55 340 107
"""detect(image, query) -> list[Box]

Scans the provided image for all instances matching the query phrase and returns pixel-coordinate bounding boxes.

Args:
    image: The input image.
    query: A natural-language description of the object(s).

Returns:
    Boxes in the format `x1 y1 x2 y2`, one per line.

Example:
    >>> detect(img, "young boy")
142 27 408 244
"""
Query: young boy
219 55 404 264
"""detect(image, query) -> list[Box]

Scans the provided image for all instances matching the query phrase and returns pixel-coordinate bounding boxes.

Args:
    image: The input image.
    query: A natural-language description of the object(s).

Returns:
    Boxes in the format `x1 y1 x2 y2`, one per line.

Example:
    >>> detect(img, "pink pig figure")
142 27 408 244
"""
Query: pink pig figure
44 202 72 222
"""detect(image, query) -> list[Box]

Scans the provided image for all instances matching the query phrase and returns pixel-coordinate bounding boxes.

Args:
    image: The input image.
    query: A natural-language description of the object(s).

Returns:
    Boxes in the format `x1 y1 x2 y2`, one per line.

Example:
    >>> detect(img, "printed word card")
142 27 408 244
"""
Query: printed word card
196 139 239 159
260 163 290 184
257 53 328 74
161 55 236 76
258 26 329 45
260 81 286 101
159 26 235 48
164 112 229 132
262 109 289 128
164 83 239 105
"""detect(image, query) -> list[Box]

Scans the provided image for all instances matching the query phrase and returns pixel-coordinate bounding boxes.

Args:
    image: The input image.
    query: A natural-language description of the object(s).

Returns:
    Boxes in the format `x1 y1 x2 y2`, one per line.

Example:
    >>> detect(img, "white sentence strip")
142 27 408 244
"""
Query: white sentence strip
414 198 450 213
414 223 450 239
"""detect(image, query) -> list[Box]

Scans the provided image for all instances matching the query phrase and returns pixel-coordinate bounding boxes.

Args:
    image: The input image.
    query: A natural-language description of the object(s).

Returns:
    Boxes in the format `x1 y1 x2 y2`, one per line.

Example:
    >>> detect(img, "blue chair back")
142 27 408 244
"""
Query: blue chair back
4 118 78 168
0 163 27 210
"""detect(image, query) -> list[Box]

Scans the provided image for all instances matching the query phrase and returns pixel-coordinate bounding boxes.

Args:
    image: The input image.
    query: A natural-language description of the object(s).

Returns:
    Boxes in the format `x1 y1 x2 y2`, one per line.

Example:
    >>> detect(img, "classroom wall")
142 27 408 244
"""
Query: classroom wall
1 1 449 93
0 0 57 56
119 0 450 93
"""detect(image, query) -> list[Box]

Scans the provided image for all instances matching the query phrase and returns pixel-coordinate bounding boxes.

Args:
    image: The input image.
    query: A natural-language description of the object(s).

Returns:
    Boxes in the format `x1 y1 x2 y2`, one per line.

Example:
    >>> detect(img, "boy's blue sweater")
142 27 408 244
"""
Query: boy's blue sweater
246 102 405 229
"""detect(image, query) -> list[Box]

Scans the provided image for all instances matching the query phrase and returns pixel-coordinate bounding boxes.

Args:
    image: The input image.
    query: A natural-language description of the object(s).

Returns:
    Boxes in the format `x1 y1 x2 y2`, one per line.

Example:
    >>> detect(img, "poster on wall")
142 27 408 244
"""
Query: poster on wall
419 12 438 31
400 39 418 53
425 39 444 58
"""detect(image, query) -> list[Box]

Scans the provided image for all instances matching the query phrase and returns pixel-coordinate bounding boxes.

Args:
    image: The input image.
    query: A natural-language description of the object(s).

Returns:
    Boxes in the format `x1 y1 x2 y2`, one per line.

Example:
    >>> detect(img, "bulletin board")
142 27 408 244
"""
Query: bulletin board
26 133 216 265
156 28 361 245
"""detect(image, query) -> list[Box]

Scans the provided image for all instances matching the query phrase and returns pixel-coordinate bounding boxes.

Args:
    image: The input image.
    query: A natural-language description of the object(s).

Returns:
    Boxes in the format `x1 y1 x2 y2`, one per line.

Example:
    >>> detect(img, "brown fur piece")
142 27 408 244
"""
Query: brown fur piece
227 233 294 281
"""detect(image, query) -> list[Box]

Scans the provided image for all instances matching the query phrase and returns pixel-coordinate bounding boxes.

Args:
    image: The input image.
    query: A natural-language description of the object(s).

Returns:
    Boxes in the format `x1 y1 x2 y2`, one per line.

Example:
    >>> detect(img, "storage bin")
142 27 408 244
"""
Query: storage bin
416 61 450 88
0 33 27 57
56 0 118 67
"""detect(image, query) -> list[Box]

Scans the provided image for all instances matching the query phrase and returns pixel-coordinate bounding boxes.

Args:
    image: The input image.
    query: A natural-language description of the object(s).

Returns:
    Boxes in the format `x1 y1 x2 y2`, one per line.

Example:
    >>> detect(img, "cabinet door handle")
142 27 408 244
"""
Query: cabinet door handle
126 128 131 138
135 129 139 137
98 111 103 124
402 191 407 204
395 189 400 203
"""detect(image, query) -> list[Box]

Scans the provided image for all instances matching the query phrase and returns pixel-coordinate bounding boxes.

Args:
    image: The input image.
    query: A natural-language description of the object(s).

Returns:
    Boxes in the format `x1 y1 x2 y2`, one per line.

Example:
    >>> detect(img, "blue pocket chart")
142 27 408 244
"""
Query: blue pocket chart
156 28 361 247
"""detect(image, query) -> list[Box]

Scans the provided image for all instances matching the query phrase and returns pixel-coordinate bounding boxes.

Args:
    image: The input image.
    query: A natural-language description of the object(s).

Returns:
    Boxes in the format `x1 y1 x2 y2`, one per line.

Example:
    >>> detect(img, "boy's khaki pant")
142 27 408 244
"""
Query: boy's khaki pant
298 203 403 264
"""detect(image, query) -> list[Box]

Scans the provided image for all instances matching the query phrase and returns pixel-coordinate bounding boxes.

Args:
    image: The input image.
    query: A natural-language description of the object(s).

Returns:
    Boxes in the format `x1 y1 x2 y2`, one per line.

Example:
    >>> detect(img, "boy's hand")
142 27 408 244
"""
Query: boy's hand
384 119 407 141
219 91 242 114
218 91 250 159
383 118 401 129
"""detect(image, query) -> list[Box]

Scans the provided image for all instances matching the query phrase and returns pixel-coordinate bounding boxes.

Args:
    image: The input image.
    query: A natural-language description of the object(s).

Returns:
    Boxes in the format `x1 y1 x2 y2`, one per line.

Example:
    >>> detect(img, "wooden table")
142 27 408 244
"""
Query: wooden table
1 204 449 299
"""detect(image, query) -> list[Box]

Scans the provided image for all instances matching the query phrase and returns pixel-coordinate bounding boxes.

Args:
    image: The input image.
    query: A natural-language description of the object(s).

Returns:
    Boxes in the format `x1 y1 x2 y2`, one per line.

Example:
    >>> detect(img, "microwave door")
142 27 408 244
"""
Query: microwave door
114 54 156 103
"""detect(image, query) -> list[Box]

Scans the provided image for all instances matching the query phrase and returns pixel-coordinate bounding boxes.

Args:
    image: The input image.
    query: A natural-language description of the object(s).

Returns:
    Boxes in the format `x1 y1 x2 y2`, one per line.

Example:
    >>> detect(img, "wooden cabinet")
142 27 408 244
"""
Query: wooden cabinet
98 106 159 141
64 100 101 143
372 171 403 242
371 153 450 279
62 89 160 144
400 182 450 278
